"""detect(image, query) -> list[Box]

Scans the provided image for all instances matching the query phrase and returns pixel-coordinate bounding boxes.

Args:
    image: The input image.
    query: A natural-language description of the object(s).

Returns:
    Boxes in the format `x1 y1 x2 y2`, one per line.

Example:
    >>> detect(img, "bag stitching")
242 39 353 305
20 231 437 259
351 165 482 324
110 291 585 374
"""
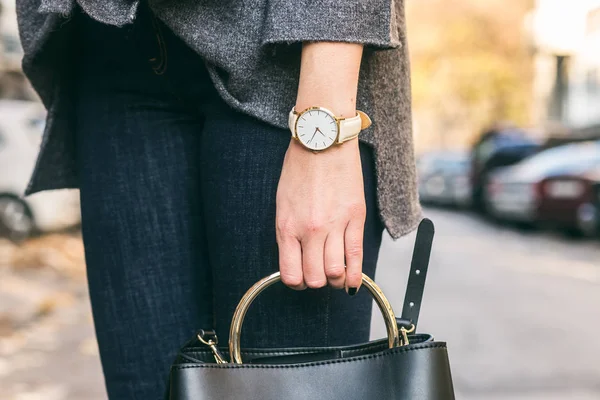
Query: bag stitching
182 334 431 355
183 342 385 356
171 343 446 370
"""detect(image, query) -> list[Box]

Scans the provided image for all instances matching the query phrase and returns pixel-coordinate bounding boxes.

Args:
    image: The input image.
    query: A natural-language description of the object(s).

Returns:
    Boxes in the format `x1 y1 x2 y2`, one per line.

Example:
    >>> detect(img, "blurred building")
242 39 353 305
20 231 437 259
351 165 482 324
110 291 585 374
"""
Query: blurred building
527 0 600 137
0 0 36 100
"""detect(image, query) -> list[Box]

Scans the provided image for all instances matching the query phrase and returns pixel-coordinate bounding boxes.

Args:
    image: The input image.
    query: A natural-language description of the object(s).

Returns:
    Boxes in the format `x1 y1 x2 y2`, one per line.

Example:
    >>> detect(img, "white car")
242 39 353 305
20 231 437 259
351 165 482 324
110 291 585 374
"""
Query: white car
0 100 80 240
417 151 472 208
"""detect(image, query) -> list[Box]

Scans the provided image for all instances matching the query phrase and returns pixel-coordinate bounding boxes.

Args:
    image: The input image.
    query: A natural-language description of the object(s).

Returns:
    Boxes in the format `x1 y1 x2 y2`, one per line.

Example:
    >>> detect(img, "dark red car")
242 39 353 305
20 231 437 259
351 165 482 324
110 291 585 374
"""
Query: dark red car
537 168 600 236
486 141 600 236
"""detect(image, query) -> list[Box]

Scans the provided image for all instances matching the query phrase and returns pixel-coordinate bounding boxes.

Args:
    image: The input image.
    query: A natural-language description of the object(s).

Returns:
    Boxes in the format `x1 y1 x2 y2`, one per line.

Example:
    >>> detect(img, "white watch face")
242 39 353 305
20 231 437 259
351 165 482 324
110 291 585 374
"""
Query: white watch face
295 108 338 151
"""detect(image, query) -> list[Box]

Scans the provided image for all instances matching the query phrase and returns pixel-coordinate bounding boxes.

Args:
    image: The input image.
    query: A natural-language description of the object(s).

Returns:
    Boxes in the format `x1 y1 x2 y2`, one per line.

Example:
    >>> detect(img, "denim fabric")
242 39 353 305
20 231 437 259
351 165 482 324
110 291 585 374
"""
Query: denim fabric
74 10 385 399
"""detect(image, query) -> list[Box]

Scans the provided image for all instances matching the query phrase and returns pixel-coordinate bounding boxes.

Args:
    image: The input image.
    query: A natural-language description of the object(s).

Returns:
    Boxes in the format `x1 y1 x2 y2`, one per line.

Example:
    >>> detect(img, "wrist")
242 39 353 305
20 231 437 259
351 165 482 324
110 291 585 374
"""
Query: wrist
294 98 356 119
295 75 358 117
296 42 362 118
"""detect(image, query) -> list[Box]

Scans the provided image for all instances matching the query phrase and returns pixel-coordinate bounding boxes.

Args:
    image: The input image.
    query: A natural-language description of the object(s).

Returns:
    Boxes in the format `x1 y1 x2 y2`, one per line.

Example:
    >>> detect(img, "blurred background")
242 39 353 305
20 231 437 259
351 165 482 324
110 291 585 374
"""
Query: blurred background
0 0 599 399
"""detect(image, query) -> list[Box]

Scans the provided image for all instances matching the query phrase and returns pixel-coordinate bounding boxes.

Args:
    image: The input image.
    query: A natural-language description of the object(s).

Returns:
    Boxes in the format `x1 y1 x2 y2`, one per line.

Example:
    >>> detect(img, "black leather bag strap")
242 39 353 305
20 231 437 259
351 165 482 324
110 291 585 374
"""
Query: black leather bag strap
398 218 435 331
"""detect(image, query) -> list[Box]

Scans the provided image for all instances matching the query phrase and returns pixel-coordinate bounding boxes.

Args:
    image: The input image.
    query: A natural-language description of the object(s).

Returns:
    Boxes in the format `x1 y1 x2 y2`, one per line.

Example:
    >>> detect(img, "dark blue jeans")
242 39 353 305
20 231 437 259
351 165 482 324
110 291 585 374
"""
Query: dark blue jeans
73 8 384 399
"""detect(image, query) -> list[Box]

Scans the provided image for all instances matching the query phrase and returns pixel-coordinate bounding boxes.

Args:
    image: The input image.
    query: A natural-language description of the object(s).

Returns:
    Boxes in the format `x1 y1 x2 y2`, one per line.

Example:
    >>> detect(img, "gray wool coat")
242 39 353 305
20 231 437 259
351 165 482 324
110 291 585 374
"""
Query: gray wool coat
16 0 421 239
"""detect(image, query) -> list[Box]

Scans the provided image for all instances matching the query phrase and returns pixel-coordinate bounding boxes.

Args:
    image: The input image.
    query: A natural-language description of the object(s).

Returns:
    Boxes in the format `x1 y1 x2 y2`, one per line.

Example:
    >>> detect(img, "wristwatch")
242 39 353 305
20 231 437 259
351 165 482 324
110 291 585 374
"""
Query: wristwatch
288 106 372 151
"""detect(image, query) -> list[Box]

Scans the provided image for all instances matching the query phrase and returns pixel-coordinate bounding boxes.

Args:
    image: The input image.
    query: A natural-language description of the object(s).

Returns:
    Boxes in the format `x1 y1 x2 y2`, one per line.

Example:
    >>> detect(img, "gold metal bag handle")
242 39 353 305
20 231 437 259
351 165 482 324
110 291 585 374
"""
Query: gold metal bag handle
229 272 400 364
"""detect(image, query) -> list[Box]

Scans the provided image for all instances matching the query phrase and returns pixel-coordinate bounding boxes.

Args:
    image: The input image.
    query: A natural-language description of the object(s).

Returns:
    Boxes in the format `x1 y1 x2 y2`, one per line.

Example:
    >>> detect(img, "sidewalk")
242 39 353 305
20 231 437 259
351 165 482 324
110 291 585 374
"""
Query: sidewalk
2 209 600 400
0 235 106 399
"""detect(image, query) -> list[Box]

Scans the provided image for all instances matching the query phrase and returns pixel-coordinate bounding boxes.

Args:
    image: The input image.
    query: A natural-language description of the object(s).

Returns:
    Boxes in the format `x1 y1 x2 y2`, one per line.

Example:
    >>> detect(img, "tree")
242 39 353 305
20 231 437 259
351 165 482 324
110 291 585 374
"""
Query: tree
407 0 535 151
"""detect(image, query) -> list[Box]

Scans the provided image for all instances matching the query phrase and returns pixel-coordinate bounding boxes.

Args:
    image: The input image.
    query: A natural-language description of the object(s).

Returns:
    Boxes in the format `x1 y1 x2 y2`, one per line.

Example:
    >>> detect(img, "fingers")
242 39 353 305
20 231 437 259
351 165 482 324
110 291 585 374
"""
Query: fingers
278 217 364 292
277 234 306 290
301 233 327 289
344 215 365 295
278 223 362 293
324 231 346 289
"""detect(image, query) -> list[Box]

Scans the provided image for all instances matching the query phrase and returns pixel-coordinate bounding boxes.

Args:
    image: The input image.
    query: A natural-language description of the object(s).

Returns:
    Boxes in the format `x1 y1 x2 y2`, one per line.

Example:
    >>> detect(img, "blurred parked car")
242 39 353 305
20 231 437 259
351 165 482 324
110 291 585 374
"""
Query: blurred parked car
486 141 600 236
471 127 540 212
417 151 472 208
0 100 80 240
538 167 600 237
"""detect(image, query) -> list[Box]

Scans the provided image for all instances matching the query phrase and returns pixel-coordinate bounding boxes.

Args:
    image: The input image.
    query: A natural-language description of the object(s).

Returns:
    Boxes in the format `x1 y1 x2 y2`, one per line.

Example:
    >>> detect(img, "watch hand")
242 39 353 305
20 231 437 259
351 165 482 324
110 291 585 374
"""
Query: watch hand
316 128 326 137
308 129 318 144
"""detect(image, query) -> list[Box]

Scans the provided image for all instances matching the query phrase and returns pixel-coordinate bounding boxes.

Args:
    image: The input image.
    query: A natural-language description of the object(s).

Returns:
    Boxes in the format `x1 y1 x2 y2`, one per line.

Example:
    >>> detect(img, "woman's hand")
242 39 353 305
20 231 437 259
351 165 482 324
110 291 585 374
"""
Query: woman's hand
276 138 365 293
276 41 365 294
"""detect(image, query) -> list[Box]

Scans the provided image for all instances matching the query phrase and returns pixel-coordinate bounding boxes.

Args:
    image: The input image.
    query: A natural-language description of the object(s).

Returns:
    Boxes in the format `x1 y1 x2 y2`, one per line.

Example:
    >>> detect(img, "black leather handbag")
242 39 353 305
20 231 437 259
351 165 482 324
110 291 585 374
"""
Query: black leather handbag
169 219 454 399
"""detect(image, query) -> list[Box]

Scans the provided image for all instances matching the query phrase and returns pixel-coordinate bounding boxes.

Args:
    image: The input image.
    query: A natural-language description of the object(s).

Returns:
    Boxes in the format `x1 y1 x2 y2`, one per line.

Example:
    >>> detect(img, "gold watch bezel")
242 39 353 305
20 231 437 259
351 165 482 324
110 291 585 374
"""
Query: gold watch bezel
292 106 342 152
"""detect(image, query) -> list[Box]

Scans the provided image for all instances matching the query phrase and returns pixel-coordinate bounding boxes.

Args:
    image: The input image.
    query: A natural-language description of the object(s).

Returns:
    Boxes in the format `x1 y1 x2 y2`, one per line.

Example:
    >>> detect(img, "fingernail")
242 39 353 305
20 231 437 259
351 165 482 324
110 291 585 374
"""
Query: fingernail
348 287 357 296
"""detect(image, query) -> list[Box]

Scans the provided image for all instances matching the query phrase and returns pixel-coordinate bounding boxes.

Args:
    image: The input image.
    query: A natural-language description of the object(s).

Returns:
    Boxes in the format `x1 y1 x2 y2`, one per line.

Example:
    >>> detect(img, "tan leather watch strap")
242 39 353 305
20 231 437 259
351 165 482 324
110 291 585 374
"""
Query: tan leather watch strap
337 112 372 143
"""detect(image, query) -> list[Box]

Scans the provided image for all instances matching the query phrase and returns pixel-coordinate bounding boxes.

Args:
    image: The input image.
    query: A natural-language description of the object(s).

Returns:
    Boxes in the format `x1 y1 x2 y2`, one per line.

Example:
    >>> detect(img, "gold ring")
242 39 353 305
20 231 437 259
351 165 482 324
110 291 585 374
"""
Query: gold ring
228 272 400 364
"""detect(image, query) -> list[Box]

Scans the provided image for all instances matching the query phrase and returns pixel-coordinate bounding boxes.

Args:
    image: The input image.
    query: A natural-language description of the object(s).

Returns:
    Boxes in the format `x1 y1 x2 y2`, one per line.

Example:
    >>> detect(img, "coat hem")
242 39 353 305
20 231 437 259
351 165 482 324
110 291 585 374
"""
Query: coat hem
384 205 423 240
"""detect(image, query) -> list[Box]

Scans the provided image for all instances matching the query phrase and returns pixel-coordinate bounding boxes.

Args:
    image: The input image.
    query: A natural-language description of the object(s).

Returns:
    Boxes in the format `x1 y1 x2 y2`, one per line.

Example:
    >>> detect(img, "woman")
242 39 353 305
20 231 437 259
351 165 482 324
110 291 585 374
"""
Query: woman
17 0 421 398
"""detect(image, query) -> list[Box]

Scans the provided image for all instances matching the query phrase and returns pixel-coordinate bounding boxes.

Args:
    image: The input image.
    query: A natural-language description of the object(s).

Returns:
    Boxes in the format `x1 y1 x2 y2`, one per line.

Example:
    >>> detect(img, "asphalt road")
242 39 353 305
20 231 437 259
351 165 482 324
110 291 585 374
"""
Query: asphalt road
2 207 600 399
372 207 600 400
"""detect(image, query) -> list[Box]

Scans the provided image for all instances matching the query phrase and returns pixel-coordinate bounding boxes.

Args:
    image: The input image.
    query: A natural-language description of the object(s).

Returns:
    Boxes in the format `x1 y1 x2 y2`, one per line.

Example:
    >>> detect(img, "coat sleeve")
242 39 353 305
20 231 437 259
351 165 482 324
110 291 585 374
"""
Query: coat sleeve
261 0 402 49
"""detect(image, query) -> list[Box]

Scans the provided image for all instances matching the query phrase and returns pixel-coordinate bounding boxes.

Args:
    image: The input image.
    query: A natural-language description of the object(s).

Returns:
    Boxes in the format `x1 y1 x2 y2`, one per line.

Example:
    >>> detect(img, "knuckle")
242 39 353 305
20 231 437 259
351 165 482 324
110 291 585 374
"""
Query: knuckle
325 265 345 279
306 220 325 234
276 218 296 236
280 272 304 288
304 278 327 289
346 243 363 259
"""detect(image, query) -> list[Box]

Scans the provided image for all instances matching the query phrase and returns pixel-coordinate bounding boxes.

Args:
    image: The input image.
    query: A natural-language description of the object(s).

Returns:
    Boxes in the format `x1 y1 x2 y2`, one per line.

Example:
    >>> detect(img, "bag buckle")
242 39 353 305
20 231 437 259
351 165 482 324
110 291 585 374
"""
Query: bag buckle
198 329 228 364
399 324 415 346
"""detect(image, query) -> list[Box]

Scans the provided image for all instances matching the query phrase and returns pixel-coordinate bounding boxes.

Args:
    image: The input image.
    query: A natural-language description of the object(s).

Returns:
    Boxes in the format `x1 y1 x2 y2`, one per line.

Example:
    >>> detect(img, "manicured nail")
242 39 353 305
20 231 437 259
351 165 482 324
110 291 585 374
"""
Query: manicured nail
348 287 357 296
